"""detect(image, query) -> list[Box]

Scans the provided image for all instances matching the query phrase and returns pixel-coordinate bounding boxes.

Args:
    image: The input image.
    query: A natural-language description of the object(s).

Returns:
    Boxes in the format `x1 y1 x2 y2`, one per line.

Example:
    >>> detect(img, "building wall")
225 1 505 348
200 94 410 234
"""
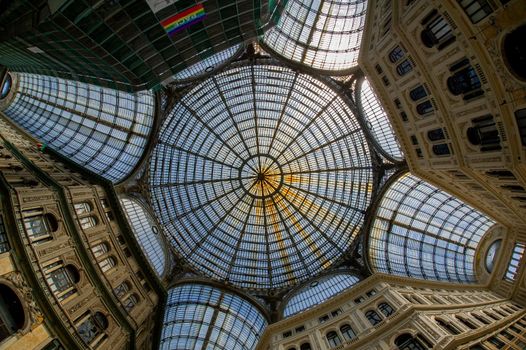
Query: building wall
359 0 526 307
0 115 162 349
257 274 526 350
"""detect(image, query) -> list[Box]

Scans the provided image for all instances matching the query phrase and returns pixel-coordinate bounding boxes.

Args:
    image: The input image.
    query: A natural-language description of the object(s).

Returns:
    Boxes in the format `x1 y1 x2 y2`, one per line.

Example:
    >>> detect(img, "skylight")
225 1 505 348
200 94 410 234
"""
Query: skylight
149 62 373 290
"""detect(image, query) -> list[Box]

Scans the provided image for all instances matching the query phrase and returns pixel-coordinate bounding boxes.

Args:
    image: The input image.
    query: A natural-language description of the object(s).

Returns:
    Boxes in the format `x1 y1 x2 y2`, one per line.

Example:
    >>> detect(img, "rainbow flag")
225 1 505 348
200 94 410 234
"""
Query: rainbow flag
161 4 206 36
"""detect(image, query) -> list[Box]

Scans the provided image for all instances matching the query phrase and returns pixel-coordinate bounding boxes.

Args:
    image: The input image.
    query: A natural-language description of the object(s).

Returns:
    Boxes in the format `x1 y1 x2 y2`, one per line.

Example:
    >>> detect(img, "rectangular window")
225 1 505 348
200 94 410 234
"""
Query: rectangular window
457 0 493 24
504 243 525 281
0 216 9 253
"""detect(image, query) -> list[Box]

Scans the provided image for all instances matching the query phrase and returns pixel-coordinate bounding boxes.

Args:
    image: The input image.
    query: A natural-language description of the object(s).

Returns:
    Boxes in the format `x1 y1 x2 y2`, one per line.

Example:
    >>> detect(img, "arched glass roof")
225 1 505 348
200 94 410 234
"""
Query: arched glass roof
1 73 155 183
358 78 404 161
368 173 495 283
1 74 11 99
173 45 243 83
160 284 267 350
149 62 373 290
120 197 167 277
263 0 367 73
283 273 360 318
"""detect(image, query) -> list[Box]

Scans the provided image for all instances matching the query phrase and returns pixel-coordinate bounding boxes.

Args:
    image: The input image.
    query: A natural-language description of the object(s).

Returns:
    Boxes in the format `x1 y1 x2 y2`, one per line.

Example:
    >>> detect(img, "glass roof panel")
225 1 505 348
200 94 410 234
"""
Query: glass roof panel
1 73 154 183
283 273 360 317
149 63 373 290
263 0 367 72
368 173 495 283
173 45 243 83
359 78 404 160
120 197 167 277
161 284 267 350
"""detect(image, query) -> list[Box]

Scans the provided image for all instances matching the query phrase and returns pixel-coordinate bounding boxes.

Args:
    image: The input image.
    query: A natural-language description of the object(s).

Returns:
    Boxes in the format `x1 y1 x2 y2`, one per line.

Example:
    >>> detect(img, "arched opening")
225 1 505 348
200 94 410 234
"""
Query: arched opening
326 331 342 347
379 302 395 317
340 324 356 341
467 115 501 152
77 311 108 345
114 281 131 298
503 24 526 81
74 202 92 215
79 216 98 230
300 343 311 350
365 310 382 326
395 333 427 350
0 284 25 341
44 213 58 232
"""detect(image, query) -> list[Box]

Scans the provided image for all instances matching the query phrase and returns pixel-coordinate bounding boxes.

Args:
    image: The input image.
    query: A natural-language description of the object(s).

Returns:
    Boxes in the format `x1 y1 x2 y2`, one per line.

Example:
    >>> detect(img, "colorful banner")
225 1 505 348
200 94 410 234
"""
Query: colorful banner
161 4 206 36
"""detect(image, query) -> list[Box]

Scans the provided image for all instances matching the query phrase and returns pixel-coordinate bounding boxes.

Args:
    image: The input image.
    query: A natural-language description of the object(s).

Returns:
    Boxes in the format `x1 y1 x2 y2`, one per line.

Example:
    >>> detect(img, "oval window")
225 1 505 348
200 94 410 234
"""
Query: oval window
485 239 502 273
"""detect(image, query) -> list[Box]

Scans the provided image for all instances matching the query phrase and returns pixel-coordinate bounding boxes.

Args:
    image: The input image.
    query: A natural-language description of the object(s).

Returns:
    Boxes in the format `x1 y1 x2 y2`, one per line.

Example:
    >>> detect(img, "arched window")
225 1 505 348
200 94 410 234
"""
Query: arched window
79 216 97 229
421 11 455 49
432 143 451 156
436 319 460 335
397 60 413 76
326 331 342 347
23 210 58 243
409 86 428 101
300 342 312 350
44 262 80 302
76 311 108 345
0 284 25 342
114 281 131 298
98 256 116 273
91 242 110 257
503 24 526 81
366 310 383 326
456 316 477 330
389 46 405 63
340 324 356 341
379 302 395 317
124 294 139 312
467 115 501 152
447 63 483 100
428 128 445 141
74 202 92 215
416 101 434 115
395 334 427 350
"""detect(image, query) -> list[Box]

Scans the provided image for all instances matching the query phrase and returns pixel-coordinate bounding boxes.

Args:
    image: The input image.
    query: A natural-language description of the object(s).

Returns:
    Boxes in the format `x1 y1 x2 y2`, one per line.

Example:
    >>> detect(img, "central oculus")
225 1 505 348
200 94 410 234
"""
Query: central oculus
240 154 283 198
149 63 373 290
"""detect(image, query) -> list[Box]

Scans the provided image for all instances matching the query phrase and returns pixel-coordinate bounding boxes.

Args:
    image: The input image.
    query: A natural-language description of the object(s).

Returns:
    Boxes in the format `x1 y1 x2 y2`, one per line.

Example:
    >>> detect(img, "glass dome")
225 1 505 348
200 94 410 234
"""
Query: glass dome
263 0 367 73
368 173 495 283
160 283 267 350
149 62 373 290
